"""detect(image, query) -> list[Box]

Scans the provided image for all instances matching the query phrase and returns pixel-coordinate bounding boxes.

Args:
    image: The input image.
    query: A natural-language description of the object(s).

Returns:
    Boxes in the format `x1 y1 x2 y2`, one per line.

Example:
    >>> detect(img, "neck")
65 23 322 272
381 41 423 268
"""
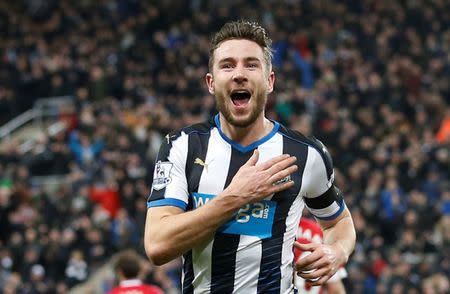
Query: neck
219 113 273 147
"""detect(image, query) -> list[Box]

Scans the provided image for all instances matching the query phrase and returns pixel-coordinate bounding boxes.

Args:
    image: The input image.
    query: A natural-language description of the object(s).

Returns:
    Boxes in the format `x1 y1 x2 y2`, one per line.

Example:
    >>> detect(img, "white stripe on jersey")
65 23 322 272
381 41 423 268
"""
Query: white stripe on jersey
197 128 231 195
192 128 232 294
300 146 330 198
192 241 214 294
280 196 304 293
233 235 261 294
165 132 189 202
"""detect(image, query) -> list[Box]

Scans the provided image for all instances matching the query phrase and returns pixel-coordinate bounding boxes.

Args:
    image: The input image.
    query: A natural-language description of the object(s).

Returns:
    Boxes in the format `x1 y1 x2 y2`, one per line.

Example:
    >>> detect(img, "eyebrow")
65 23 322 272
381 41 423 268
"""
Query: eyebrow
218 57 262 64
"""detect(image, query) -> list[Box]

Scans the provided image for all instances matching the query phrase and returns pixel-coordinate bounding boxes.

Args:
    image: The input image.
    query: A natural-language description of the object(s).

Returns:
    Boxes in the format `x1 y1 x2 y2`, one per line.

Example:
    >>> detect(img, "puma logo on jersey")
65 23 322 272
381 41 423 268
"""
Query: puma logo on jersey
194 158 213 172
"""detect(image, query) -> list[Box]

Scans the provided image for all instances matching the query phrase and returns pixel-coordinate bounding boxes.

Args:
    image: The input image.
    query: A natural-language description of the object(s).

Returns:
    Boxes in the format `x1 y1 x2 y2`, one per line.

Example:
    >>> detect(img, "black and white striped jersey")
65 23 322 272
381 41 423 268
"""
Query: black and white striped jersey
147 114 346 294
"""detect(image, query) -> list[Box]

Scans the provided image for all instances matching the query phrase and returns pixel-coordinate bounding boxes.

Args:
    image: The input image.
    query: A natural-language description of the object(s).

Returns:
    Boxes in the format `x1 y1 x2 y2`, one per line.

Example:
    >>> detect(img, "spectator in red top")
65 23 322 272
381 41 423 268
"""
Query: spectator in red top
108 250 163 294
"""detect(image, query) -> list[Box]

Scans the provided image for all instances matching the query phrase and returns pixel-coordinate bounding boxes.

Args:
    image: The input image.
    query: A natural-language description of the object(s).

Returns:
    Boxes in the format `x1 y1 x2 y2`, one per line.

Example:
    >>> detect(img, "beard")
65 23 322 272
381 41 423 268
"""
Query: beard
215 91 266 128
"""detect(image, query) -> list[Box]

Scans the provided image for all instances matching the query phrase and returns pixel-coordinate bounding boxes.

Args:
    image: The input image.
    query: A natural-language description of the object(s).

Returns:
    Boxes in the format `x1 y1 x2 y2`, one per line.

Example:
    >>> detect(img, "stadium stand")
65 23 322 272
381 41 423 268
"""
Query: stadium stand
0 0 449 293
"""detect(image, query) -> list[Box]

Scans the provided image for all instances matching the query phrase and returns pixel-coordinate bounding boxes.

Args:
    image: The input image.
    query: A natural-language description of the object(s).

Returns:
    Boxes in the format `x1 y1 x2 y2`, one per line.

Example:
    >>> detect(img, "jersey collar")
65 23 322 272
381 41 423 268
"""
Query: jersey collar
214 114 280 153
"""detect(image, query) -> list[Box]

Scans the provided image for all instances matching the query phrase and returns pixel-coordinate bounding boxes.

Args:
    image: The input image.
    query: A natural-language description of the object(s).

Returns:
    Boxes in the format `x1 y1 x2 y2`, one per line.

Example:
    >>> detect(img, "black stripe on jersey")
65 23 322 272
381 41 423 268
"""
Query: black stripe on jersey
148 130 182 202
257 136 308 293
182 251 194 294
210 233 240 294
304 185 343 209
210 148 254 294
278 124 334 181
185 129 211 210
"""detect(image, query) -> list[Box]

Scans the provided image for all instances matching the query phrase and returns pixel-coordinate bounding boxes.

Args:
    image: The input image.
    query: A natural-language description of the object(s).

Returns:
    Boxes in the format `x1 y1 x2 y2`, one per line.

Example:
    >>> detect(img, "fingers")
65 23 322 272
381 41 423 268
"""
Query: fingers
259 155 297 192
244 149 260 167
294 242 320 270
269 164 298 185
268 179 295 194
294 242 318 252
294 243 341 286
266 156 297 174
297 266 328 280
237 151 299 198
308 274 332 286
298 256 330 272
257 153 292 170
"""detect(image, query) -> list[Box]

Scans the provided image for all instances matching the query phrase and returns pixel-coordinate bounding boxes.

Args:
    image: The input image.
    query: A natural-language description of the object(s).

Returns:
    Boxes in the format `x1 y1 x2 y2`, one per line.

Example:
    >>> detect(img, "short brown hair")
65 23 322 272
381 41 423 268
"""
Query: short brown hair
115 250 142 279
209 20 273 73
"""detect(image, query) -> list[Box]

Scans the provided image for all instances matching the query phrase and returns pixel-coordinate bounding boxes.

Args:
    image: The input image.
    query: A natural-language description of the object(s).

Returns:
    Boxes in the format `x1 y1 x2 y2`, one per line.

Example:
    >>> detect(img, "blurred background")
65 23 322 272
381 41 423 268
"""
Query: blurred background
0 0 449 293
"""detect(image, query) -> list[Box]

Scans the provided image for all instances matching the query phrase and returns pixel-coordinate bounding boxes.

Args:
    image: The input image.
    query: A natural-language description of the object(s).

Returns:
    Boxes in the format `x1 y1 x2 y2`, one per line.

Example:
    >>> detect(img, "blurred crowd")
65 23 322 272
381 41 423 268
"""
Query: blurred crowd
0 0 450 293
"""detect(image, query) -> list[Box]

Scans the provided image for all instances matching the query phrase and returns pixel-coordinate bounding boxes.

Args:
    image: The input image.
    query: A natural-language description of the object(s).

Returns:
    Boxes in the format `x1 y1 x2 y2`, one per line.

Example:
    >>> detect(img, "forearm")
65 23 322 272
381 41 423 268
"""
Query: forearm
327 281 346 294
145 193 242 265
321 209 356 263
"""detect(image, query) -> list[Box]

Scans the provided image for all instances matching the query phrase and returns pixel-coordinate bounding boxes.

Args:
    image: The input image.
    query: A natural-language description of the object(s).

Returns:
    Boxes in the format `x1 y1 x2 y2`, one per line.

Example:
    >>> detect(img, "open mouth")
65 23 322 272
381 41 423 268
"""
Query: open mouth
230 90 251 106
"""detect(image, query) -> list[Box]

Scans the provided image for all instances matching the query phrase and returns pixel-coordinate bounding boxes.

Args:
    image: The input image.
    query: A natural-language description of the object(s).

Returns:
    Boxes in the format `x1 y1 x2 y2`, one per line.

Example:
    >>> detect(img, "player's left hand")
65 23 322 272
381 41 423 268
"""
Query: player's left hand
294 241 347 286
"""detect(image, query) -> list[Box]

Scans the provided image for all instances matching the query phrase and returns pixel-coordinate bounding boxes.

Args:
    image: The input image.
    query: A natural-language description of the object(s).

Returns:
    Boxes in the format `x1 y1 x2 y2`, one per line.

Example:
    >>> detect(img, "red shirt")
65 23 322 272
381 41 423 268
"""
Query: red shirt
108 279 164 294
293 218 347 294
294 218 323 262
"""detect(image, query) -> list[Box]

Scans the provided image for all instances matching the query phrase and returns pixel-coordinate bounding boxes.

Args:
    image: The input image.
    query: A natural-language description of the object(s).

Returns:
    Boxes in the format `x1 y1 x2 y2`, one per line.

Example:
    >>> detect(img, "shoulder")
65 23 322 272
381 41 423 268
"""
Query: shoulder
182 117 215 135
166 118 215 143
278 123 333 168
160 119 214 150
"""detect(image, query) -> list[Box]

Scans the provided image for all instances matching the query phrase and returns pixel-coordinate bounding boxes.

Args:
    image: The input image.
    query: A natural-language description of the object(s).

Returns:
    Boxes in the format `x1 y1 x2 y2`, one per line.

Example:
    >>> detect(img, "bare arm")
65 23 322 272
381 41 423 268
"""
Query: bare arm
144 195 242 265
319 208 355 265
294 207 355 285
145 150 298 265
326 280 346 294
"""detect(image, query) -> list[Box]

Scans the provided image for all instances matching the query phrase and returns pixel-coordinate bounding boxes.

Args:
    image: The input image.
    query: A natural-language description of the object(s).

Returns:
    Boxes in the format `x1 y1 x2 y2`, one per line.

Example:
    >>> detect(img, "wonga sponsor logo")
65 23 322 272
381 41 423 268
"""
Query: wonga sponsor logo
192 192 276 239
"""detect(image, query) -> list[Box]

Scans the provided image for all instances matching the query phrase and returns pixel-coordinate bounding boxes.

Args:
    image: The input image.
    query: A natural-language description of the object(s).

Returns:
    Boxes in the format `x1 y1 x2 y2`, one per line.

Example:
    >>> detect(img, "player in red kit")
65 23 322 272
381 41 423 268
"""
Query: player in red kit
294 218 348 294
108 250 163 294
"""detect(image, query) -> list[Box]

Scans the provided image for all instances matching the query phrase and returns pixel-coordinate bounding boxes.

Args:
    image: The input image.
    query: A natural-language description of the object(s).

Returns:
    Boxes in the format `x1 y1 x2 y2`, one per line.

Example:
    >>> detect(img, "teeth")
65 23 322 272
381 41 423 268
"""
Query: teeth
232 90 250 95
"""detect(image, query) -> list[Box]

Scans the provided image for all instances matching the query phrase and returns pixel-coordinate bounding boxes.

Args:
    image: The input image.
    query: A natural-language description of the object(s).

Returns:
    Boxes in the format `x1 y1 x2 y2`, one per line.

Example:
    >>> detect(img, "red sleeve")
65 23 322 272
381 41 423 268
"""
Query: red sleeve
107 285 163 294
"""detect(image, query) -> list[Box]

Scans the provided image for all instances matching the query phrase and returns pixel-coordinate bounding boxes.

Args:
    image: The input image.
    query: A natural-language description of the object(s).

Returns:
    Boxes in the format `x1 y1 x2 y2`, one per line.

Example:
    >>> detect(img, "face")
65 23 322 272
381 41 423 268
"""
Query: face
206 39 274 128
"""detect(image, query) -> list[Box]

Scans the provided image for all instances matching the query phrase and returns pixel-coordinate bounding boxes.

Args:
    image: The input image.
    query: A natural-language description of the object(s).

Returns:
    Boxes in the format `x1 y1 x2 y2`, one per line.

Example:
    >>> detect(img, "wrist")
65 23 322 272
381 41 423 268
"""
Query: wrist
332 242 349 265
217 188 245 211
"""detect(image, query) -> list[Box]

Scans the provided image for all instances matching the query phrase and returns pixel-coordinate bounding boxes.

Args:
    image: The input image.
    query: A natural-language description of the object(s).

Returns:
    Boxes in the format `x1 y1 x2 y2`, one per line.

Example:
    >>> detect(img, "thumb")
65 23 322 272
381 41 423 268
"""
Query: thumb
293 241 318 252
245 149 259 166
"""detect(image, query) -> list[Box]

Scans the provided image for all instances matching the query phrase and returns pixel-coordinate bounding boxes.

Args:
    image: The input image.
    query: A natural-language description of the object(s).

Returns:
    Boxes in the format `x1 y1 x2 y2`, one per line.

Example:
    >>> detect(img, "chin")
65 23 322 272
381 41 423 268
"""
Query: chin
228 114 257 128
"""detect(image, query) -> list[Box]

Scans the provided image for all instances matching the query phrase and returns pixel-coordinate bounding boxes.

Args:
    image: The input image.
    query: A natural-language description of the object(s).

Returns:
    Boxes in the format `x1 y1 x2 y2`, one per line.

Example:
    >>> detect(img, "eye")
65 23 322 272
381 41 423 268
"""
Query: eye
221 63 234 69
247 63 258 69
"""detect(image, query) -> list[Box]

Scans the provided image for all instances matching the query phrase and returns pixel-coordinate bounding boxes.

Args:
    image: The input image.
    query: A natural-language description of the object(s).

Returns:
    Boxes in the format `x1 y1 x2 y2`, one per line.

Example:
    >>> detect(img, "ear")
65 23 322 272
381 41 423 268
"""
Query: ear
206 73 215 94
267 71 275 93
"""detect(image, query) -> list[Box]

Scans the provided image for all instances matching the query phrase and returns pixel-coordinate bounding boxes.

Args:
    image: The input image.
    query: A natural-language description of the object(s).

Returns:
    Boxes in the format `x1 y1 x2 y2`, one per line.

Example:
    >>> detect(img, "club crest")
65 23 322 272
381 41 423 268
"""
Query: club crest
152 161 173 190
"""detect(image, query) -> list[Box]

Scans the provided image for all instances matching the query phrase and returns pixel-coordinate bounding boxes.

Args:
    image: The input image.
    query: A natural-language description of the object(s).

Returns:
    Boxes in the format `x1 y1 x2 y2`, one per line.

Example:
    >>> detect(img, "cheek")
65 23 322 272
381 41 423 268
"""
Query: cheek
213 78 227 92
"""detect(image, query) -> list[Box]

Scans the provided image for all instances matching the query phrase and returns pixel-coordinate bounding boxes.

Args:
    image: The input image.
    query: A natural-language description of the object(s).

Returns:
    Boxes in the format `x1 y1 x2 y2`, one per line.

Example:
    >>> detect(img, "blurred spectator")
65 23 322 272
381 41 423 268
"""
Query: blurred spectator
69 130 105 167
89 180 121 218
65 249 88 287
436 108 450 144
110 208 139 251
108 250 163 294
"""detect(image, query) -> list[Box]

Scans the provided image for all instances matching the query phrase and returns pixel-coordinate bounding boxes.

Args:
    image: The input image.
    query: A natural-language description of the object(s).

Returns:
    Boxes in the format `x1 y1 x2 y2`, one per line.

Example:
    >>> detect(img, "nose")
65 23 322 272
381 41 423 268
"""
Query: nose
232 68 247 84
